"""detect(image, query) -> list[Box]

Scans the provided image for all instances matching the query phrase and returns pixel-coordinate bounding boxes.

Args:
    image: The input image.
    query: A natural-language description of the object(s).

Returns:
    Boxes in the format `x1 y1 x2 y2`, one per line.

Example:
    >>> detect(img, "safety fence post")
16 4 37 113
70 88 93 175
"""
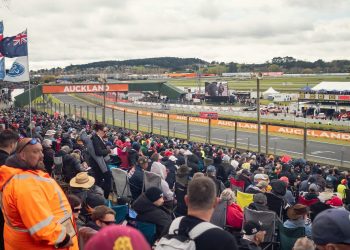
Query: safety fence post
136 111 139 131
112 109 115 127
208 118 212 144
167 114 170 138
123 110 126 129
186 117 190 141
265 124 269 155
234 121 238 149
151 113 153 133
303 127 307 160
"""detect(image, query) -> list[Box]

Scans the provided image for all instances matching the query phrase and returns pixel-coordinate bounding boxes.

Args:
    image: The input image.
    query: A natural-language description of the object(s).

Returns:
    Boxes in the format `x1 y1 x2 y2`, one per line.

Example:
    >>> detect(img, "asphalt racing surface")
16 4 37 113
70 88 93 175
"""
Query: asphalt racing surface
53 94 350 168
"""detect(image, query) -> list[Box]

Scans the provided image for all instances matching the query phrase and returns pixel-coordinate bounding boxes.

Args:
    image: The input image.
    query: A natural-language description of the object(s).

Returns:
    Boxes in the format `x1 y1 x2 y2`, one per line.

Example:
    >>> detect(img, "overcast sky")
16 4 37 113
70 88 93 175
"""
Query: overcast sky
1 0 350 70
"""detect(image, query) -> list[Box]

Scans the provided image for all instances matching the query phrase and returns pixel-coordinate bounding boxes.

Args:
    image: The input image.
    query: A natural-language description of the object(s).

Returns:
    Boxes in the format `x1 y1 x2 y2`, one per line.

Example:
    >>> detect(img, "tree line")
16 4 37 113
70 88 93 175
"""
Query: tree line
33 56 350 75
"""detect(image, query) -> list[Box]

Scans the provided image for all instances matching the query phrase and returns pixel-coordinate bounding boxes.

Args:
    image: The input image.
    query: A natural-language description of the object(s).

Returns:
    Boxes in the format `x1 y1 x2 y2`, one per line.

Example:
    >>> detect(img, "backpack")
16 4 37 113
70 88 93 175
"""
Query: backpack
155 216 219 250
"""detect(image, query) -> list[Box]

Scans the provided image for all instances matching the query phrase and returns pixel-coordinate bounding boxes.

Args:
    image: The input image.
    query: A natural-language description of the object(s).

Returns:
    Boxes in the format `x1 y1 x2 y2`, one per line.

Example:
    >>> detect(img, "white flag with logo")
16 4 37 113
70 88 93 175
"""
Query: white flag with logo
4 56 29 82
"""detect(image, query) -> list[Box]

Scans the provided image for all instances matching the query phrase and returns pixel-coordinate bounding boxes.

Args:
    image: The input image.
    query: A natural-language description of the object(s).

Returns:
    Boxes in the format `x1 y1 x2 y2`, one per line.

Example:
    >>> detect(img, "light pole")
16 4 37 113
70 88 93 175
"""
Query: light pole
99 74 107 124
257 72 262 154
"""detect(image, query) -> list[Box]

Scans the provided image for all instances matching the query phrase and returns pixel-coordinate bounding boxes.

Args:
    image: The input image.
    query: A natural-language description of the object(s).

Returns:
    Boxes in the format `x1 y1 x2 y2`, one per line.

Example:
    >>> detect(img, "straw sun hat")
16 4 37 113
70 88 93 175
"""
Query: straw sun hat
70 172 95 189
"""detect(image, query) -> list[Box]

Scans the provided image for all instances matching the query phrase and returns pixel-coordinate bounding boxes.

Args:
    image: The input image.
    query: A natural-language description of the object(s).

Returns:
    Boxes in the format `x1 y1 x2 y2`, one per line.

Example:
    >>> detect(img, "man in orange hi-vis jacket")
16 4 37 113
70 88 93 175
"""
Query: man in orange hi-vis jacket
0 138 78 250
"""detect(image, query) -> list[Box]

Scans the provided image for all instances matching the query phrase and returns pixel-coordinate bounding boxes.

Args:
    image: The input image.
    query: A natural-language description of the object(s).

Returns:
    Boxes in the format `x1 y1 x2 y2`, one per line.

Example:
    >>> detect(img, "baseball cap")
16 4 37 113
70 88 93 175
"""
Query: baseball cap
312 209 350 245
243 221 264 235
254 174 268 181
85 225 151 250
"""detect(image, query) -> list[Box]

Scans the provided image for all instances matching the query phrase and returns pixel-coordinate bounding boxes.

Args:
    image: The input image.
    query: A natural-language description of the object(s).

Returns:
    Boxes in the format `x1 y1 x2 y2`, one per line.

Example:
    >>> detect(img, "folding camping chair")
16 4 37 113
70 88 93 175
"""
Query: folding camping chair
244 207 281 250
111 204 129 224
278 221 305 250
111 168 132 200
266 192 286 220
143 171 162 192
135 221 157 246
210 200 227 228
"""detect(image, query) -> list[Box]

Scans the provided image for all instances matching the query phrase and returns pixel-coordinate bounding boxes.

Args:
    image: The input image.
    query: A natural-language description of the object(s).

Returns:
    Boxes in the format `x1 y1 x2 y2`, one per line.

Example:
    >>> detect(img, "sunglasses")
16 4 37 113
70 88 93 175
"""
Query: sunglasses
73 208 82 213
17 138 39 153
100 220 115 225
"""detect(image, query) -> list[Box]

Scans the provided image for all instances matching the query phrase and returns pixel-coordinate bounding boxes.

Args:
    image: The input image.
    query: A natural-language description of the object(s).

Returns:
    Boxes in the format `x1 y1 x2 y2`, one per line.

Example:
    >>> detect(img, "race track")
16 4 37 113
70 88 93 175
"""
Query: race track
52 94 350 168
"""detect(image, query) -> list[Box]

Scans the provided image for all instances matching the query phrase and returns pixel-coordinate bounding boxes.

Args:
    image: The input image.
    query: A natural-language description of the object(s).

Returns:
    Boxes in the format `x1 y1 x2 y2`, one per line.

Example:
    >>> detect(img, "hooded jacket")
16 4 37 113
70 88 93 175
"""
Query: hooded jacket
0 155 78 250
150 162 174 200
132 194 172 237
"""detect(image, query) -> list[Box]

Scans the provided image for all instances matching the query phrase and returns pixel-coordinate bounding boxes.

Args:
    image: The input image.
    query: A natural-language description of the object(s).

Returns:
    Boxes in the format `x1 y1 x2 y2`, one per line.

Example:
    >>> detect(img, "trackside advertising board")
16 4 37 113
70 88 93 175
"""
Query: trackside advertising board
42 84 128 94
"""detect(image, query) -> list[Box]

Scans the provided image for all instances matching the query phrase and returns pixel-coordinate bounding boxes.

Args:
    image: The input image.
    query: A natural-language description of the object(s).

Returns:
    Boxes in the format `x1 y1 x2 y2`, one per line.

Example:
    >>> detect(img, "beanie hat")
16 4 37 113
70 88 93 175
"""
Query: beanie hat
206 165 216 173
309 183 319 192
253 193 267 205
145 187 163 203
85 225 151 250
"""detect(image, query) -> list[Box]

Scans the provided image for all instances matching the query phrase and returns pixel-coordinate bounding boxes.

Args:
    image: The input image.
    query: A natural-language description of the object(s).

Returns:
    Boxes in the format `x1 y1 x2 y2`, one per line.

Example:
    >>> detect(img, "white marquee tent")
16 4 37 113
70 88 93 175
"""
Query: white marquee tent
263 87 279 99
312 82 350 92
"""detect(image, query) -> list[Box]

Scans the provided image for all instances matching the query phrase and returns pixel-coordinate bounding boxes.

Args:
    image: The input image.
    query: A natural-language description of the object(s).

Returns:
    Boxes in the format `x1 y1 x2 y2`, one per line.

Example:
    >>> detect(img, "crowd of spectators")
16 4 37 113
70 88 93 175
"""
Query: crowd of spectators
0 107 350 250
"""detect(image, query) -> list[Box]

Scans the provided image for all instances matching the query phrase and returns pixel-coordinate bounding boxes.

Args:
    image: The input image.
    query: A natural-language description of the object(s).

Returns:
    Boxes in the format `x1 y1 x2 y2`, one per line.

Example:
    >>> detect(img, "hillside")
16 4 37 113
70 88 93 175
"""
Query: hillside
64 57 208 72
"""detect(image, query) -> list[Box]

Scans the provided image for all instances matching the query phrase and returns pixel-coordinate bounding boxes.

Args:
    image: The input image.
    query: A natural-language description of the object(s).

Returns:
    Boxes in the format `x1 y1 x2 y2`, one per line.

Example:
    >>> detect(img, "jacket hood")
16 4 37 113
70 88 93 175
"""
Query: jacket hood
132 194 158 214
0 165 22 191
151 161 167 180
0 155 49 191
270 180 287 196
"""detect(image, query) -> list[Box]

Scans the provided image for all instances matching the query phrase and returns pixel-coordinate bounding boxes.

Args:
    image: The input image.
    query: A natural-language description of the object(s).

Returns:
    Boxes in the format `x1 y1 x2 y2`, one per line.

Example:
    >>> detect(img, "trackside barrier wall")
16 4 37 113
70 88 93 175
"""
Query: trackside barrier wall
32 99 350 169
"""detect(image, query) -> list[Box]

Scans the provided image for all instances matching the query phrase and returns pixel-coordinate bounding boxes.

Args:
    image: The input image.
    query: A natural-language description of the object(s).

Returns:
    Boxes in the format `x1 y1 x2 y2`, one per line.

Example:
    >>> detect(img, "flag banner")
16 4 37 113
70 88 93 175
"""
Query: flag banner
0 21 4 79
4 56 29 82
0 30 28 58
0 58 4 79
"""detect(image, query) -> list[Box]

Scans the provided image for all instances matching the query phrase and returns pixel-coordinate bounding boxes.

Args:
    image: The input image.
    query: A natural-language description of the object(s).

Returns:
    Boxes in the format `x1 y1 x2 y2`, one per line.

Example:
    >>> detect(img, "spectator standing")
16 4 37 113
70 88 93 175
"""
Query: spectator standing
0 138 78 250
42 139 55 175
91 124 113 198
0 129 19 250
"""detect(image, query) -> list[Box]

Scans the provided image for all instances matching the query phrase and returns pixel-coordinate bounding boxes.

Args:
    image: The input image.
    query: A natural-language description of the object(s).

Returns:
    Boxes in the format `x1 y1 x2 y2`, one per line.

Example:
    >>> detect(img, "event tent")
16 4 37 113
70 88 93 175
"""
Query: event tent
263 87 279 99
312 82 350 92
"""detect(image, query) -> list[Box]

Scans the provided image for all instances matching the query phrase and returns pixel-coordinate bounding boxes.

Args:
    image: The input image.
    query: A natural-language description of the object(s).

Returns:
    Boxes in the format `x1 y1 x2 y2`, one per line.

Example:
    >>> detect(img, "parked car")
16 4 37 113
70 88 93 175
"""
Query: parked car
338 113 350 121
314 113 326 119
242 106 257 111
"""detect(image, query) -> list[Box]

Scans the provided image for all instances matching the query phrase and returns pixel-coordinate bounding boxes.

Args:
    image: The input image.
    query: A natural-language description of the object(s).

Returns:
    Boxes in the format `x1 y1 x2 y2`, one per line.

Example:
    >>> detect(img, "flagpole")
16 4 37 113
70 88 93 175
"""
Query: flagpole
26 28 32 137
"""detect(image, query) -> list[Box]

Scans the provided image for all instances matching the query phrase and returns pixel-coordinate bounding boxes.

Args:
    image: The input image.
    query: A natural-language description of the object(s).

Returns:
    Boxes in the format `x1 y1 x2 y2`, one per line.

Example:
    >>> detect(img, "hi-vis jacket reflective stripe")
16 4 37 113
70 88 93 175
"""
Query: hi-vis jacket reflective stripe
0 165 78 250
